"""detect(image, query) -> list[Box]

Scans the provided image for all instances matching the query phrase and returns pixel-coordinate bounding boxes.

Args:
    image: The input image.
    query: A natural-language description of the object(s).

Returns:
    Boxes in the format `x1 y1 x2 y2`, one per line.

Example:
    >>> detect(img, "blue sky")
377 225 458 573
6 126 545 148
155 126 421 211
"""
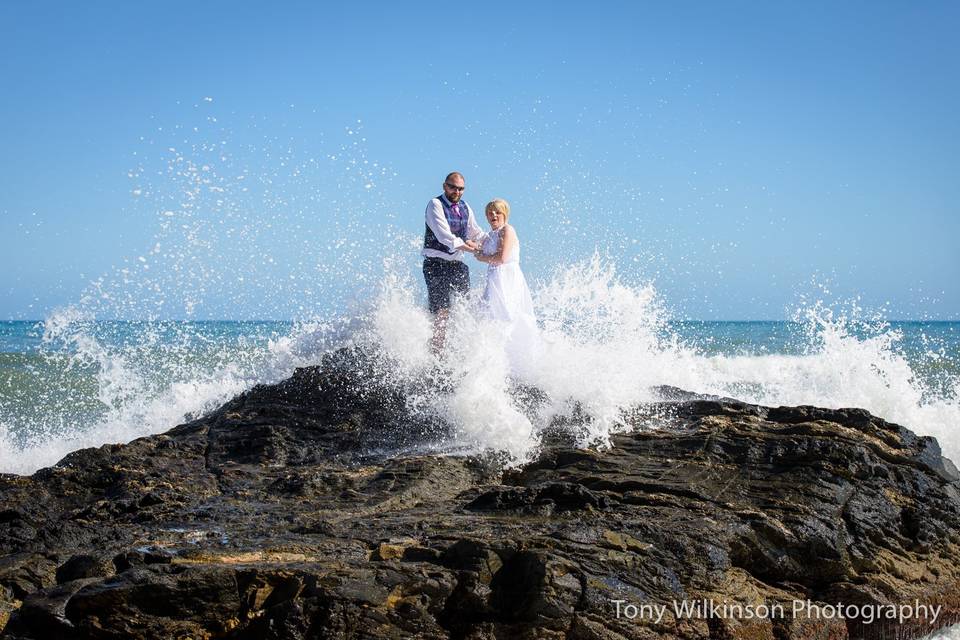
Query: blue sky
1 1 957 320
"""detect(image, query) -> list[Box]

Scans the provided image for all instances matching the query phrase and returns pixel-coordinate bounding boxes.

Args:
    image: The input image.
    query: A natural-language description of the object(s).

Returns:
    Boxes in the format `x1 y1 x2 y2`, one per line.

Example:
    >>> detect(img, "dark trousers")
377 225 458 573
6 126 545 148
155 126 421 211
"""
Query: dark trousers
423 257 469 314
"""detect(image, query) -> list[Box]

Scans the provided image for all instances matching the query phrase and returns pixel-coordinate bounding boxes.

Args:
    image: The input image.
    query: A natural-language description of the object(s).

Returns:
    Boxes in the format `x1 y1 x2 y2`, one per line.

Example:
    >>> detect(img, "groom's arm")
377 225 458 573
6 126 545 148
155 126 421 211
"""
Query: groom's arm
465 204 485 242
425 199 476 252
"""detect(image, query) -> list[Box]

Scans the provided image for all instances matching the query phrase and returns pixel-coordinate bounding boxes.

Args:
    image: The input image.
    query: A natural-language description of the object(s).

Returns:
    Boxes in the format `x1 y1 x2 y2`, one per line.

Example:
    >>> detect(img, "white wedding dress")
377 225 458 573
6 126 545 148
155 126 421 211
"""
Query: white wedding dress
480 226 539 376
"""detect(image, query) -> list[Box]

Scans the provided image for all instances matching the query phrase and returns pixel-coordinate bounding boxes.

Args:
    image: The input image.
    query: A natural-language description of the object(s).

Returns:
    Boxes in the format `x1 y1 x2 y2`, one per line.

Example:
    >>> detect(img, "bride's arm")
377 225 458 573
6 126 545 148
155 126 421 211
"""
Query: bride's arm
476 226 516 266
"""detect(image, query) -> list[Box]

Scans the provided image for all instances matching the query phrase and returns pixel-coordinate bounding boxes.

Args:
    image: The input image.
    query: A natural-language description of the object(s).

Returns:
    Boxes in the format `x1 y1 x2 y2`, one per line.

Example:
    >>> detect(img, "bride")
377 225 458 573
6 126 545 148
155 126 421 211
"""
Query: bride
473 199 539 375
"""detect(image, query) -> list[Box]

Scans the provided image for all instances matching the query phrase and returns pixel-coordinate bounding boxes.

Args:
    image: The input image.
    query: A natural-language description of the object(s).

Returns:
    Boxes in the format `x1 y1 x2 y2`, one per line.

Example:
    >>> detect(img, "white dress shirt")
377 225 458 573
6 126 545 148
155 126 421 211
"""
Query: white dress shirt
421 195 485 261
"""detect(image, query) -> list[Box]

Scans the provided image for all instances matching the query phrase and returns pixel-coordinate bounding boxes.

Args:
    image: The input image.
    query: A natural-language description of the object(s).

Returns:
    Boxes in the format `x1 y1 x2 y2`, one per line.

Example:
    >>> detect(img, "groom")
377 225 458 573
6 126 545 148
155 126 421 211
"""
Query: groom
422 171 484 353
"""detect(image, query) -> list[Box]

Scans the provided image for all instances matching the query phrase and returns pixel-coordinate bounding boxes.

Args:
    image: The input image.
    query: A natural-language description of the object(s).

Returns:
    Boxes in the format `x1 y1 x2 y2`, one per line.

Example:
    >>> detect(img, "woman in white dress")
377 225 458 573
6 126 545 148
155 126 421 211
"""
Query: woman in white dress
474 199 539 375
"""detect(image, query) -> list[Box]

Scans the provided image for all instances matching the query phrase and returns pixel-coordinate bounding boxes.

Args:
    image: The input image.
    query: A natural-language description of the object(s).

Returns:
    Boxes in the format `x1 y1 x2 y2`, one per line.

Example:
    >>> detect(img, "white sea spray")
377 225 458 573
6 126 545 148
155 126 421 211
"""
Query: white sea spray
1 255 958 474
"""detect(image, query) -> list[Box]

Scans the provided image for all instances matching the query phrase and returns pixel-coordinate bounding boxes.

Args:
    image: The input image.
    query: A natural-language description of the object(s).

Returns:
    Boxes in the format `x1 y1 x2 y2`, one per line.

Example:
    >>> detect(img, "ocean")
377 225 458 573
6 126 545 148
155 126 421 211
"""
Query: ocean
1 275 958 477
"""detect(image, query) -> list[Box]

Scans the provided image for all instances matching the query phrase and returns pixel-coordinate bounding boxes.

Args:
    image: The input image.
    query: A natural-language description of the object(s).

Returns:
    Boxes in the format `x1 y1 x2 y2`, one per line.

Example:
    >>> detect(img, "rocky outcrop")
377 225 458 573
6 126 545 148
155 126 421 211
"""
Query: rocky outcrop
1 349 959 639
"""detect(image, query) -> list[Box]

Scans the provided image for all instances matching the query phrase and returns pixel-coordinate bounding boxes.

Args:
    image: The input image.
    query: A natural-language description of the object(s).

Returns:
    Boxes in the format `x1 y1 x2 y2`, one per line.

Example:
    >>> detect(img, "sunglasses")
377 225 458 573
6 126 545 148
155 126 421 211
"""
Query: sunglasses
444 183 465 192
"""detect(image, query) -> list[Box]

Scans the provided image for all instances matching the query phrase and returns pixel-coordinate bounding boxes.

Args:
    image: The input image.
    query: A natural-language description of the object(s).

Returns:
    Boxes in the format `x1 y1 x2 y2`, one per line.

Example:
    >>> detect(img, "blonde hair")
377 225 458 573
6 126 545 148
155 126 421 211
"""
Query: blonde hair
485 198 511 222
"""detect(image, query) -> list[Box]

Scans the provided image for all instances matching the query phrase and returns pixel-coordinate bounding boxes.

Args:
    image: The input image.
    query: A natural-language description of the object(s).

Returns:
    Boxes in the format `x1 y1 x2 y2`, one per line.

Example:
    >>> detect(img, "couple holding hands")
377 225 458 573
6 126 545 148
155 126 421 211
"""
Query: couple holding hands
421 171 538 370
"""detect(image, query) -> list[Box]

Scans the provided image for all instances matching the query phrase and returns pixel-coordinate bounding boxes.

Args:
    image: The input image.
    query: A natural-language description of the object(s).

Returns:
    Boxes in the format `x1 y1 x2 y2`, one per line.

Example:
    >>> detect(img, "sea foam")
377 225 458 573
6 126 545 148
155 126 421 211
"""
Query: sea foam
1 256 957 475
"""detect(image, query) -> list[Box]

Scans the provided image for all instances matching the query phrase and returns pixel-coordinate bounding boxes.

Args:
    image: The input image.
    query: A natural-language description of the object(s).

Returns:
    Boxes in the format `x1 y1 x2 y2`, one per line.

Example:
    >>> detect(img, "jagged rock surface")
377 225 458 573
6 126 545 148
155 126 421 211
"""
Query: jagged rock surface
1 350 959 639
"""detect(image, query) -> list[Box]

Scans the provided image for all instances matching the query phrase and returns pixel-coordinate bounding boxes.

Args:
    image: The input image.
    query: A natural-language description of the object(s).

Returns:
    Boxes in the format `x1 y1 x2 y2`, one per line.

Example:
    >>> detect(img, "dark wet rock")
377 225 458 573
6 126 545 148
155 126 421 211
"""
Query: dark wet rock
1 347 959 639
54 554 114 584
465 482 609 514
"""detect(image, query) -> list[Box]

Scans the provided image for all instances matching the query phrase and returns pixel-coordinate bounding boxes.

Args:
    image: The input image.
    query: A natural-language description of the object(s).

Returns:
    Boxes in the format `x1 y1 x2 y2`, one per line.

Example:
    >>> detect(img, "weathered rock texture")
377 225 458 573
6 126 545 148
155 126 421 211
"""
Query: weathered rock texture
1 349 959 639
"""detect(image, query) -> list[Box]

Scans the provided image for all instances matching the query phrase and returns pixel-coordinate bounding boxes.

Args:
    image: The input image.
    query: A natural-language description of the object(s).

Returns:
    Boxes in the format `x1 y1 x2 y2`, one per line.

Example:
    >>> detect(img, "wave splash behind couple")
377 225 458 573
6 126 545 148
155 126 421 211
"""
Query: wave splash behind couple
421 171 539 376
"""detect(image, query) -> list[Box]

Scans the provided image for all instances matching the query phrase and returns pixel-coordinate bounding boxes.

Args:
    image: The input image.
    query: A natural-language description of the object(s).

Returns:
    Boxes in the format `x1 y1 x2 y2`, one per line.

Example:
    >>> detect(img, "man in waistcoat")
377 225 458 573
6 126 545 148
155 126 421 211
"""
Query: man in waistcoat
422 171 484 354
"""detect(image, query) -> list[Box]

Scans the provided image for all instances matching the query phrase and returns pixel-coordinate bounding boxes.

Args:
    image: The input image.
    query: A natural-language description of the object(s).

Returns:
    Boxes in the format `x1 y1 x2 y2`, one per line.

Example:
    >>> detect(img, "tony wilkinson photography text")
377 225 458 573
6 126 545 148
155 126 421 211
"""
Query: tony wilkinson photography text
611 599 945 627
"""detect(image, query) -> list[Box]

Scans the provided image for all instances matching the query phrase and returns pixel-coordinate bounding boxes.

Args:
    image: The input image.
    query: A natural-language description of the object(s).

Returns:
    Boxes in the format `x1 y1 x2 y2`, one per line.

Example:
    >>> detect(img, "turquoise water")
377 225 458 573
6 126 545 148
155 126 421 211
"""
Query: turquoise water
0 316 958 475
674 320 960 398
0 320 293 440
